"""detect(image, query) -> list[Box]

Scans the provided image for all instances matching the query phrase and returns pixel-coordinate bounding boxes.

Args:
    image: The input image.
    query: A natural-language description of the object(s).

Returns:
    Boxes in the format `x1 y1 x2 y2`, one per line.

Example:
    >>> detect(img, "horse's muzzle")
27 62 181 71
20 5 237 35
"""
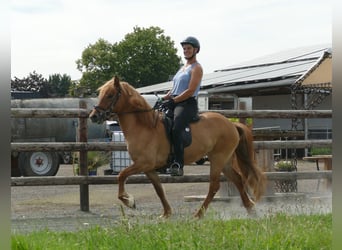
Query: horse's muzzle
89 110 103 124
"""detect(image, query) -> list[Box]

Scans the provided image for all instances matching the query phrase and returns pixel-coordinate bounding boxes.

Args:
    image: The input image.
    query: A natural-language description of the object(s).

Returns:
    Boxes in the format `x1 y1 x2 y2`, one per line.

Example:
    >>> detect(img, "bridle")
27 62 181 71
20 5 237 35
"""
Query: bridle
92 85 154 121
93 85 122 122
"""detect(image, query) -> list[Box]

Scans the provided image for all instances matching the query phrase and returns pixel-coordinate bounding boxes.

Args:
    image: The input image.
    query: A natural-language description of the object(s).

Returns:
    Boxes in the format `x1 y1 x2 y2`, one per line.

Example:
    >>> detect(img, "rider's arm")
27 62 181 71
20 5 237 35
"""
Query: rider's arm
173 64 203 103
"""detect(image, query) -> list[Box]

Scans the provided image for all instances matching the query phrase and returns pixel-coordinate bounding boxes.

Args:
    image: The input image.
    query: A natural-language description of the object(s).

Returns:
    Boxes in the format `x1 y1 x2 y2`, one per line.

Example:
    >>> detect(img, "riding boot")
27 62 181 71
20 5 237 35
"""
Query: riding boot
170 132 184 176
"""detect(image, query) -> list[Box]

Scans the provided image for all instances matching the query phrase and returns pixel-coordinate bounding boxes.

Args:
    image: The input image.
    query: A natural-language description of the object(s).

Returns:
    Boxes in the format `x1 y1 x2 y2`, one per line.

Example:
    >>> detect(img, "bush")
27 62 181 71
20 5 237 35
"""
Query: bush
310 147 332 156
73 151 110 175
274 160 296 172
86 151 109 170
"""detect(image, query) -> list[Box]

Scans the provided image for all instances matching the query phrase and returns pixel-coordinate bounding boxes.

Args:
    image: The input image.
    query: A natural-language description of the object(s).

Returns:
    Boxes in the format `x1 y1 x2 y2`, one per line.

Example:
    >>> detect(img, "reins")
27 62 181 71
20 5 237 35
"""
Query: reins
93 83 158 126
114 107 154 115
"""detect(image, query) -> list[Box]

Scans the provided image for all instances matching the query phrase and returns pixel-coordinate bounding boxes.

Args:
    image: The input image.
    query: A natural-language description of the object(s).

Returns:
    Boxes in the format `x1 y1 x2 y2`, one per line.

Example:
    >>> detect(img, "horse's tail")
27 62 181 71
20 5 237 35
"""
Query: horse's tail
233 122 266 201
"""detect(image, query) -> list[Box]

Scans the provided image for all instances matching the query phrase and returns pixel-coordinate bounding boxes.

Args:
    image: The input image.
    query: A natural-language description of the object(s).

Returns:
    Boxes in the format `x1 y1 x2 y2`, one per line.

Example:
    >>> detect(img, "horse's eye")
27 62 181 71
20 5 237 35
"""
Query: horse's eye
107 94 114 99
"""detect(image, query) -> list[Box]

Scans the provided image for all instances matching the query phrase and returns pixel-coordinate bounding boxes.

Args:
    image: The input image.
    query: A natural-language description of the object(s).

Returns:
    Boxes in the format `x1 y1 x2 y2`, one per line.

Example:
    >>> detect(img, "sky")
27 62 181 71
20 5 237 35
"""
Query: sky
11 0 332 81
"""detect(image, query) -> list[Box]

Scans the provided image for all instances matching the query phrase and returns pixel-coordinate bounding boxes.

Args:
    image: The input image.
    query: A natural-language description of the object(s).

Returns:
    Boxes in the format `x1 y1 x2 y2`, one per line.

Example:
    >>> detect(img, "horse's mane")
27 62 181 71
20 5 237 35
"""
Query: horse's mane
121 82 151 108
118 81 156 128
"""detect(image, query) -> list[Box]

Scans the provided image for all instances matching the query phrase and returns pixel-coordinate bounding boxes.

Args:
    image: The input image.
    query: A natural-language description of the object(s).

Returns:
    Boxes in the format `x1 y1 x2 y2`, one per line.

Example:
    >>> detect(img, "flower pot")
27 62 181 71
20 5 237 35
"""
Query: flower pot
88 169 97 176
274 161 297 193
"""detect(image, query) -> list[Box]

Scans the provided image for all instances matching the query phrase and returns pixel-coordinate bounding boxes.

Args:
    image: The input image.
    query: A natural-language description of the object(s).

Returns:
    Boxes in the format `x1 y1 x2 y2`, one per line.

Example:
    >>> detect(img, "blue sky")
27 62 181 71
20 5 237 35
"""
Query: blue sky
11 0 331 80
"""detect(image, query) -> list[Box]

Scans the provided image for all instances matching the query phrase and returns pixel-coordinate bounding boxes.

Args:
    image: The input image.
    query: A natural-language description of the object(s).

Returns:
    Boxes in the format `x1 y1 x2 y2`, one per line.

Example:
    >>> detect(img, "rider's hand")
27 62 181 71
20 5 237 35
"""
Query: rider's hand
162 98 175 110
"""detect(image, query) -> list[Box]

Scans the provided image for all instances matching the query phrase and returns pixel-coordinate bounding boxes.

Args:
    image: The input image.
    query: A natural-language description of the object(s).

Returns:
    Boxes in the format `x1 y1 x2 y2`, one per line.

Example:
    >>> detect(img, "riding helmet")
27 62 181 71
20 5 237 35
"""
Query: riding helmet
180 36 200 53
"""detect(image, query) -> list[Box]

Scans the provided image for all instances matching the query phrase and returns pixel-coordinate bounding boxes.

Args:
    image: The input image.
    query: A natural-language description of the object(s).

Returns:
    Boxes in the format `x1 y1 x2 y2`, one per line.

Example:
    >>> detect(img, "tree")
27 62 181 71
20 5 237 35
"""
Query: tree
116 26 181 88
76 38 118 93
47 73 72 97
11 71 49 97
75 26 181 94
11 71 73 98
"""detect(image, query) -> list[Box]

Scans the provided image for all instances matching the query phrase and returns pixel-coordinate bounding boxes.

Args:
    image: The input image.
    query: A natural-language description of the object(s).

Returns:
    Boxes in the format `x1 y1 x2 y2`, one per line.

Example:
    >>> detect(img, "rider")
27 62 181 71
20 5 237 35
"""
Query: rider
161 36 203 176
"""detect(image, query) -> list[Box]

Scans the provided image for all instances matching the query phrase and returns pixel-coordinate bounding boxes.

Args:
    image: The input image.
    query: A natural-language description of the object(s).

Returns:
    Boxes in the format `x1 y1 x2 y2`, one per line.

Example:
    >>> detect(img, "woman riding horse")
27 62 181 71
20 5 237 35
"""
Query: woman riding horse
160 36 203 176
89 76 266 218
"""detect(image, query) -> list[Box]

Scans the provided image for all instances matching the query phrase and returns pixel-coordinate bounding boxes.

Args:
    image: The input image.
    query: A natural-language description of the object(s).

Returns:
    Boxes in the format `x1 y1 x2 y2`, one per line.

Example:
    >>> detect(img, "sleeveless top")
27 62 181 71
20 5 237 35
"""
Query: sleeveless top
170 62 201 97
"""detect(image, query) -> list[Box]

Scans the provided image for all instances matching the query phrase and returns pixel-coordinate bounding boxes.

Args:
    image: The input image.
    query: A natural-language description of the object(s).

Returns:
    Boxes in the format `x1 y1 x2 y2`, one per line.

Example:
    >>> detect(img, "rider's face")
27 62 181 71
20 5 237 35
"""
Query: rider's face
182 44 196 59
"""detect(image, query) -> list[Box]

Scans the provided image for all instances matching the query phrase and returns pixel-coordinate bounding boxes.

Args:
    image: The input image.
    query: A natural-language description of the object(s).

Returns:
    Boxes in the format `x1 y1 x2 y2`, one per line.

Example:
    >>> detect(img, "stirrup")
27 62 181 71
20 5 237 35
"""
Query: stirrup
170 162 183 176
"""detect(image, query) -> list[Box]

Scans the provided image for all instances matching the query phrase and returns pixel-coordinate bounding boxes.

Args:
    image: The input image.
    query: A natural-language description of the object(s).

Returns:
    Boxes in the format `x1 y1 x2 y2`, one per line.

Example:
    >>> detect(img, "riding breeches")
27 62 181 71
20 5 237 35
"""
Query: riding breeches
171 97 198 166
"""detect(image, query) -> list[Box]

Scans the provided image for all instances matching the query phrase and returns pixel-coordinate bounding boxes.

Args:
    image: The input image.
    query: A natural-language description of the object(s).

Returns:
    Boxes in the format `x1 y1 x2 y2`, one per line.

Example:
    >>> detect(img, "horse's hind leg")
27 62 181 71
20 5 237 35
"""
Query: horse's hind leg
194 160 223 219
222 159 255 213
145 171 172 218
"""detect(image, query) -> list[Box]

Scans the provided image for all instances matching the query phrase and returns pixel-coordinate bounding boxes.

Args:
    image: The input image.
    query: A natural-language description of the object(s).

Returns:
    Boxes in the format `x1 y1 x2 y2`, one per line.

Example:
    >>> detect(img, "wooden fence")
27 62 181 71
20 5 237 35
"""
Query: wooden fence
11 102 332 211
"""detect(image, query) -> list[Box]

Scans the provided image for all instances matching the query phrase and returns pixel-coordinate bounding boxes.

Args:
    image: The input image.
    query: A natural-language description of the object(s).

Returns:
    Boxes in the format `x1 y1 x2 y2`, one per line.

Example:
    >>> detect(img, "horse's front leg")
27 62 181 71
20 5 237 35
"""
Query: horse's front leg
117 165 140 209
145 171 172 218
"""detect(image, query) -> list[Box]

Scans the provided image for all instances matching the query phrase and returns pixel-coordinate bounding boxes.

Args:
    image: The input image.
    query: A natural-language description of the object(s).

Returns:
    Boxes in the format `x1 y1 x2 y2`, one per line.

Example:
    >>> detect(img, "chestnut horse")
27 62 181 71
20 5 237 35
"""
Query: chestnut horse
89 76 266 218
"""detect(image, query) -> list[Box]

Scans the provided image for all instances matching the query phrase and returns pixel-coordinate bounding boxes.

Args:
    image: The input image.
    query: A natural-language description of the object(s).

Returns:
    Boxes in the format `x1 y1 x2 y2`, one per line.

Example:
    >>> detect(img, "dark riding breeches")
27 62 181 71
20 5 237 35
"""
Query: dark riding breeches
172 97 198 166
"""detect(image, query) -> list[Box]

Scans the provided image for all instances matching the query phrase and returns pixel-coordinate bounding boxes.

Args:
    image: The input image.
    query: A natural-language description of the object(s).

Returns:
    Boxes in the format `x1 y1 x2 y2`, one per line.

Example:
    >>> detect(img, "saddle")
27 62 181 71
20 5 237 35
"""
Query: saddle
158 110 200 173
161 112 200 148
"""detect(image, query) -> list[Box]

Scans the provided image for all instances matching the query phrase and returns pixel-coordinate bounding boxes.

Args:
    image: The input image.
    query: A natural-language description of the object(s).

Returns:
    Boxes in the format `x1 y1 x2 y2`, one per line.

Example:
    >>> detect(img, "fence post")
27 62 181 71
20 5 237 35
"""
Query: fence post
238 100 246 125
79 100 89 212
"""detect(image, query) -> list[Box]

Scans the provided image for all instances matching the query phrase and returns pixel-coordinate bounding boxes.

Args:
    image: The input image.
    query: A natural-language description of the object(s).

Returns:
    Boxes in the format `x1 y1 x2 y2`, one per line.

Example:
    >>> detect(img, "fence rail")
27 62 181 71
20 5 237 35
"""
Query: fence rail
11 109 332 119
11 108 89 118
11 106 332 211
11 139 332 152
11 171 332 186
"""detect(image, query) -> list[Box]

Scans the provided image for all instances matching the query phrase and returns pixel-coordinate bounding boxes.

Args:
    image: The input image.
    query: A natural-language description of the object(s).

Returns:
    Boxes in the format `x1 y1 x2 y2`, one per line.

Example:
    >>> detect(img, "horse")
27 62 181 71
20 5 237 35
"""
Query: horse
89 76 266 218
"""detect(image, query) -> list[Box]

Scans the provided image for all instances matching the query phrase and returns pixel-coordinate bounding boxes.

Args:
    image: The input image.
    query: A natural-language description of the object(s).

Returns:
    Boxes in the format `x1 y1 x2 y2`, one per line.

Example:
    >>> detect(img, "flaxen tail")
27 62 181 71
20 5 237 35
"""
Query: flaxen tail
233 122 266 201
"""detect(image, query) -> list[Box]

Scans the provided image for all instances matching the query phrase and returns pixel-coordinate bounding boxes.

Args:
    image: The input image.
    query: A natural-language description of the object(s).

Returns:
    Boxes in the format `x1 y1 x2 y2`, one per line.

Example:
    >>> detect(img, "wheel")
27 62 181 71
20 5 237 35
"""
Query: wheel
18 152 60 176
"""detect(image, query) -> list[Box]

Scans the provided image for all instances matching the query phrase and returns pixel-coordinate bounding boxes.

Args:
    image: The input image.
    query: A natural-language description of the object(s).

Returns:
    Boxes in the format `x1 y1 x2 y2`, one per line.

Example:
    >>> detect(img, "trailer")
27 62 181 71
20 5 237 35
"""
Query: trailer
11 97 108 177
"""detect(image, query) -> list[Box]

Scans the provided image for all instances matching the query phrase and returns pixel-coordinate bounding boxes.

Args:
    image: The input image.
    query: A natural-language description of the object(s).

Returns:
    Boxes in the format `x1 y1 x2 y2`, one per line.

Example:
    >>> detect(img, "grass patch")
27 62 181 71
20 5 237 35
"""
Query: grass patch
12 213 331 250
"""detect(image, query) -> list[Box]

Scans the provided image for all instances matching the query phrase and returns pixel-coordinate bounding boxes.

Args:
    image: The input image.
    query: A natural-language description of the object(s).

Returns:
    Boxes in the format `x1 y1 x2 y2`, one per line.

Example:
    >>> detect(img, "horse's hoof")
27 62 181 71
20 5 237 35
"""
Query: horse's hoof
247 206 257 217
194 212 204 219
194 206 206 219
120 194 136 209
245 200 255 214
159 213 171 219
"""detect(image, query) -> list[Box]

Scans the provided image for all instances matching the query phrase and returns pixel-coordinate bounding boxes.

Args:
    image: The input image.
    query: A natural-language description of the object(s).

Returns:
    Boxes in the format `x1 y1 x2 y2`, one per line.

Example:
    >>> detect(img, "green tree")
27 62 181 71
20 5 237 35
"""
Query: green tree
75 26 181 94
11 72 73 98
116 26 181 88
47 73 72 97
76 38 118 93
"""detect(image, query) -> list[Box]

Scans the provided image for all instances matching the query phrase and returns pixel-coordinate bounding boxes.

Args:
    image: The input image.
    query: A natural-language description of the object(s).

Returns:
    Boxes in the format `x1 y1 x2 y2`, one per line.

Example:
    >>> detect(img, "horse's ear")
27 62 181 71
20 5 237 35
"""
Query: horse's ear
113 76 120 88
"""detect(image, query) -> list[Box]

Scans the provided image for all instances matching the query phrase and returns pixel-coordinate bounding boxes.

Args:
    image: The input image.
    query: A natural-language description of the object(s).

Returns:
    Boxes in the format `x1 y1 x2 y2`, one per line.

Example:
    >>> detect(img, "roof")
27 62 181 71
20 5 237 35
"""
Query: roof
137 44 331 97
294 48 332 88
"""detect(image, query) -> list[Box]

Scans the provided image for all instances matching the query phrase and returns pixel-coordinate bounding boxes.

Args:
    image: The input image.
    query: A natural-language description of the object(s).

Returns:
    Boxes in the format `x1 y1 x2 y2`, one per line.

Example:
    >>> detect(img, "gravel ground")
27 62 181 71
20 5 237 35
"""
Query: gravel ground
11 160 332 233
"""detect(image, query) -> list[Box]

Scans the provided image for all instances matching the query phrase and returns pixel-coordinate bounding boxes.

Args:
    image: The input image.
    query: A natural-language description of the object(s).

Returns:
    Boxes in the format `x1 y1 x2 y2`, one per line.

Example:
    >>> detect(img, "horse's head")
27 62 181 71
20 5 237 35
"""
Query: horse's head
89 76 122 124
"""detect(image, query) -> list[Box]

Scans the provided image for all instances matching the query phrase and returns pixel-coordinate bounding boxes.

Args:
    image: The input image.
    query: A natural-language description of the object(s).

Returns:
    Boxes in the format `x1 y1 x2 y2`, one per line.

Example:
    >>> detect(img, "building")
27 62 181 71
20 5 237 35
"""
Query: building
137 44 332 139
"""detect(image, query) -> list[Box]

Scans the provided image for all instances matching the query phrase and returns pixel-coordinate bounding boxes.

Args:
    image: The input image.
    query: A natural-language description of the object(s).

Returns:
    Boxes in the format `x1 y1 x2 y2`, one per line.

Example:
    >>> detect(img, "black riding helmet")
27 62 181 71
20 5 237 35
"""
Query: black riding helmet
180 36 200 53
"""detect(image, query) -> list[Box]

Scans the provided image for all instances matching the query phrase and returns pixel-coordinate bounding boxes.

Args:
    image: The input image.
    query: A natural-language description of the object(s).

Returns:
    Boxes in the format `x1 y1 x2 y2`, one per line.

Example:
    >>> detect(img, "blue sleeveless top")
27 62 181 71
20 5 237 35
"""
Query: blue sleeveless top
170 62 201 97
